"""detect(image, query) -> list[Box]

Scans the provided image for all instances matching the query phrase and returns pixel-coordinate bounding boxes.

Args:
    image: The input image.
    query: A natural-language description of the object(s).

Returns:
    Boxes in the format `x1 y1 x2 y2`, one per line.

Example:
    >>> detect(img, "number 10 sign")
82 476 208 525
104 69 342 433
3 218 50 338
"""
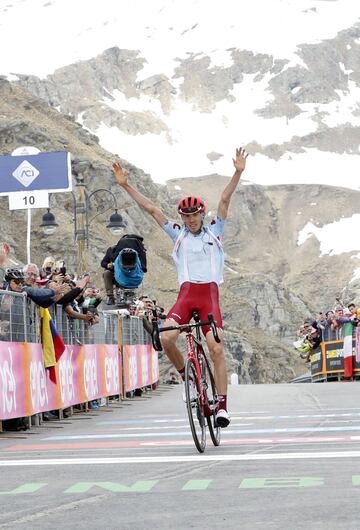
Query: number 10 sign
8 190 49 210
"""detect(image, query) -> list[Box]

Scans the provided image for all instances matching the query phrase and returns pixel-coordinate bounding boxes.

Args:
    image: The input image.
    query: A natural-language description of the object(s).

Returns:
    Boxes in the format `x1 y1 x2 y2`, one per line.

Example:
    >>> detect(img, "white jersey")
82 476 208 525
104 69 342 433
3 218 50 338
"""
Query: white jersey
163 217 225 285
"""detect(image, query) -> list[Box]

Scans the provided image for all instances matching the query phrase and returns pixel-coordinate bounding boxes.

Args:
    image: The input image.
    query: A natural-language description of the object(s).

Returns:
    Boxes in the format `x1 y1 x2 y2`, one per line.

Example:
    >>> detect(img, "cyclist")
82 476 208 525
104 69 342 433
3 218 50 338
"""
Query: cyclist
112 147 248 427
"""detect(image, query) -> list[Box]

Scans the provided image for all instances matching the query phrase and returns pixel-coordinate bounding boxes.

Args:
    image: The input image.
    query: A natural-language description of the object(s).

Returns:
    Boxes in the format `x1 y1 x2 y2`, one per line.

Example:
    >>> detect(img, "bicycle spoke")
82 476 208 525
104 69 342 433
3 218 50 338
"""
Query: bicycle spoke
201 353 221 447
185 358 206 453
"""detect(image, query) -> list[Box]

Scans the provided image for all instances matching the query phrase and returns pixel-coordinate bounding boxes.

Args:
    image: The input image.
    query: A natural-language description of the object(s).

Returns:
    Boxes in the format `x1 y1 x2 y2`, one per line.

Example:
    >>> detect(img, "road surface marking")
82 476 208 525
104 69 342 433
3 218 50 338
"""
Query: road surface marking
64 481 158 493
42 425 360 441
4 434 360 452
239 477 324 489
182 480 212 491
0 483 47 495
2 451 360 466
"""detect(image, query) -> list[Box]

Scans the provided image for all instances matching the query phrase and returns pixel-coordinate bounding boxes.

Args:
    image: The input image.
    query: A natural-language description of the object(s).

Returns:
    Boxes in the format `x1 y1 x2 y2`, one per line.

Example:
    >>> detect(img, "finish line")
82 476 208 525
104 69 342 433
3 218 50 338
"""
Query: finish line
2 450 360 466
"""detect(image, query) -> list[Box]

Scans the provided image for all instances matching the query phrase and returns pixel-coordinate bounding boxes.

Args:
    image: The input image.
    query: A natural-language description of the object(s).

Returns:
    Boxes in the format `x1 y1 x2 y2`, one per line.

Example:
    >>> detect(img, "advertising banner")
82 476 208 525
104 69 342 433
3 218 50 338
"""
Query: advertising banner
310 350 323 375
123 344 158 392
319 339 357 373
0 342 120 420
0 341 159 420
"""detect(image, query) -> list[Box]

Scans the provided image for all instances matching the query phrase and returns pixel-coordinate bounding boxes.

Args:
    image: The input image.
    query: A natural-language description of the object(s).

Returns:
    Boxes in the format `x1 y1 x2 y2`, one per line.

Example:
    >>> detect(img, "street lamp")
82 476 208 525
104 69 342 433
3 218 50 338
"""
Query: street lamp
107 210 126 235
39 209 59 235
40 178 126 274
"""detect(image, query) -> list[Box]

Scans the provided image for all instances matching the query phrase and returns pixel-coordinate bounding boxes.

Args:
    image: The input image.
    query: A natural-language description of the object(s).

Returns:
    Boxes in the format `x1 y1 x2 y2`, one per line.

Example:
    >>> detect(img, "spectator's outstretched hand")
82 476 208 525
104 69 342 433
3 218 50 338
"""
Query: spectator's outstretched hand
77 275 91 290
112 162 128 186
233 147 249 173
1 243 10 256
0 243 10 266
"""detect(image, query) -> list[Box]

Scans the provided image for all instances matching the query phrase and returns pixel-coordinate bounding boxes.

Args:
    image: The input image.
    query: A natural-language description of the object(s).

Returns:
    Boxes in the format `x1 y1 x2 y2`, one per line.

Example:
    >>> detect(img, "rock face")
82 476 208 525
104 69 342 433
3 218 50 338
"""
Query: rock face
11 21 360 163
0 77 359 384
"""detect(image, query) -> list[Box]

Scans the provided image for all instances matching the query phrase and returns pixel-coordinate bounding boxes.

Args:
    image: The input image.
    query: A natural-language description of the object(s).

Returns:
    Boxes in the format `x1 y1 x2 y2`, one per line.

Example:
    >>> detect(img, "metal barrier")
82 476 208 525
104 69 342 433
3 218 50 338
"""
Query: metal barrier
0 289 152 347
0 290 158 430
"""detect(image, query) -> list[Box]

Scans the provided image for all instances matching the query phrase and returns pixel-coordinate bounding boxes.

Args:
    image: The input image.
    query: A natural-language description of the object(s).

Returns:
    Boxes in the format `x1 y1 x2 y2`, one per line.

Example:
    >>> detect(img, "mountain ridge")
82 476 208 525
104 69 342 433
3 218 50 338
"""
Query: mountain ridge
1 78 359 383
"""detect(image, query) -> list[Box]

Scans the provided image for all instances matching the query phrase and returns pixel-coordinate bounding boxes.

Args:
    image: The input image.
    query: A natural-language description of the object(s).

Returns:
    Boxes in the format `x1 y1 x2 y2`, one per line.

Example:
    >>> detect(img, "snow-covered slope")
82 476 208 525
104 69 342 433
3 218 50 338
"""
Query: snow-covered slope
1 0 359 192
1 0 358 76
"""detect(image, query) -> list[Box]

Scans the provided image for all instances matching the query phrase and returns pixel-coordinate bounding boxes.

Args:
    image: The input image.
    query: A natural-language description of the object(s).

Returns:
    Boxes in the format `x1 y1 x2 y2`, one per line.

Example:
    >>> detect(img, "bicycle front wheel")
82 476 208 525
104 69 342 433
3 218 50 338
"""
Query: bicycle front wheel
185 358 206 453
202 354 221 446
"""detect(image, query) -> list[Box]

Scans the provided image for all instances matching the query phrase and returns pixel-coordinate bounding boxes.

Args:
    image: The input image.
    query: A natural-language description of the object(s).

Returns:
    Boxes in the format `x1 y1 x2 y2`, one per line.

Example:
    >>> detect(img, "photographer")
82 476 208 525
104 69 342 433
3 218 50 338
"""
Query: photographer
135 295 155 334
294 321 321 363
101 234 147 306
81 285 102 325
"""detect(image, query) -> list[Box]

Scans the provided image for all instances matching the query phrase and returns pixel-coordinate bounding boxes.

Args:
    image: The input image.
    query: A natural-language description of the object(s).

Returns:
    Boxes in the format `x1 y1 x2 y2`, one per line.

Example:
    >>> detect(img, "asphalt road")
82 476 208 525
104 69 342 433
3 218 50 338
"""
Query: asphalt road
1 382 360 529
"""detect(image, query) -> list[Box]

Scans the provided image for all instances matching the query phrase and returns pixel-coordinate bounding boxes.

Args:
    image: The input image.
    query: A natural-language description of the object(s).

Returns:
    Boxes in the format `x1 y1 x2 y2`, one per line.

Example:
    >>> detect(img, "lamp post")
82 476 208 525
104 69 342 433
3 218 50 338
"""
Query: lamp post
40 175 126 274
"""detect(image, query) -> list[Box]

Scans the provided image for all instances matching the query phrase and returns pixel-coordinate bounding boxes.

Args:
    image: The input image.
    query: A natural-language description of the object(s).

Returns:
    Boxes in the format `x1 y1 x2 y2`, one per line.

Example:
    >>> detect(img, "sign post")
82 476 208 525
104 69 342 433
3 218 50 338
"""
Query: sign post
0 147 72 264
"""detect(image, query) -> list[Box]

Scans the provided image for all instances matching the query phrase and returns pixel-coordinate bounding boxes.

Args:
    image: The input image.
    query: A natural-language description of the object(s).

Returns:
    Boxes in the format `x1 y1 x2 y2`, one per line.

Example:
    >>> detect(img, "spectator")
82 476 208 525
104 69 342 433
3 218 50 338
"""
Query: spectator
348 303 360 321
101 245 117 305
57 276 96 324
0 269 28 431
23 263 40 287
81 285 102 325
42 256 56 273
82 285 102 312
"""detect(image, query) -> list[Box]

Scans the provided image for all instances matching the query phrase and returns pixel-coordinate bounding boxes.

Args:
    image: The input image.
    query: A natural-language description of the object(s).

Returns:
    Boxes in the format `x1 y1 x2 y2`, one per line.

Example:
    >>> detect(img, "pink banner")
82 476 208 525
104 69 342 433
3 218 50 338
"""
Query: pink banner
123 344 159 392
0 342 121 420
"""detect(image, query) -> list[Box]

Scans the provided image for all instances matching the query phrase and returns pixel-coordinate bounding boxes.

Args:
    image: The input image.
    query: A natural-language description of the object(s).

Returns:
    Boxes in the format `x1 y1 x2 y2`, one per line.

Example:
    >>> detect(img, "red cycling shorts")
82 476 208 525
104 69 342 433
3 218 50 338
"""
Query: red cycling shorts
167 282 223 336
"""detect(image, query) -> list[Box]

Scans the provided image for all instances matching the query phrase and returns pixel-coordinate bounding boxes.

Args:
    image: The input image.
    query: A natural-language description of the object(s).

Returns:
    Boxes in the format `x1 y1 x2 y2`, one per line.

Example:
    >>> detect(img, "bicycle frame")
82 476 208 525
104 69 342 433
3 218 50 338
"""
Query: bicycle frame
152 311 221 452
185 326 206 408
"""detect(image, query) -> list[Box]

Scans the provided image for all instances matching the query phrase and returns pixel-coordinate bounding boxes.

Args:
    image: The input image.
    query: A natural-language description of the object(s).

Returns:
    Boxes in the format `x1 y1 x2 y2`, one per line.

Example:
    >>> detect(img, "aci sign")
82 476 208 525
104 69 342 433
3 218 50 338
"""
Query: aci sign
0 150 72 196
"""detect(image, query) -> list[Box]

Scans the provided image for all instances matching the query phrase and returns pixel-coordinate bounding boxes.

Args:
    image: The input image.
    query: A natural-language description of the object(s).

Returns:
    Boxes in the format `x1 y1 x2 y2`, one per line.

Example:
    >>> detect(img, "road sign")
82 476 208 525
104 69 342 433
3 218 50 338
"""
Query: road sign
8 190 49 210
0 150 72 196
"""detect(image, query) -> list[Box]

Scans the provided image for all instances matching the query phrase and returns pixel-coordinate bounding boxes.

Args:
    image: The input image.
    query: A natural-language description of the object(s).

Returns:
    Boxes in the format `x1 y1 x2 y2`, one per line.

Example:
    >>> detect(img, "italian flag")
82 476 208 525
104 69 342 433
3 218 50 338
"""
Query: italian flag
343 322 353 378
356 326 360 363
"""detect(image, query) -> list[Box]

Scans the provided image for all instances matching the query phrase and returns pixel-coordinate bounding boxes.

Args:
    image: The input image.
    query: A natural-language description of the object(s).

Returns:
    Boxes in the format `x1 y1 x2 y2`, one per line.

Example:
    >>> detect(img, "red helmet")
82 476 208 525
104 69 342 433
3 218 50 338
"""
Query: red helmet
178 196 205 215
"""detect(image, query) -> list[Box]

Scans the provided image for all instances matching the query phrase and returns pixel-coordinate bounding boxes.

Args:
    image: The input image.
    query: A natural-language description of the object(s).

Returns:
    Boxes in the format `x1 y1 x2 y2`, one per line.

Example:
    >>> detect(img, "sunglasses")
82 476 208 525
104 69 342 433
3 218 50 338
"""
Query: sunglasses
180 207 201 215
11 279 23 285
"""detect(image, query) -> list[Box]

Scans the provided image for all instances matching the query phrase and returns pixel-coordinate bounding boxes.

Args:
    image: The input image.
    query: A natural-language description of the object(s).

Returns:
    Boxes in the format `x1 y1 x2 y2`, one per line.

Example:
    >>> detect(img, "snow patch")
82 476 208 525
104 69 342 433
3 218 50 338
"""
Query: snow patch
349 267 360 283
298 215 360 256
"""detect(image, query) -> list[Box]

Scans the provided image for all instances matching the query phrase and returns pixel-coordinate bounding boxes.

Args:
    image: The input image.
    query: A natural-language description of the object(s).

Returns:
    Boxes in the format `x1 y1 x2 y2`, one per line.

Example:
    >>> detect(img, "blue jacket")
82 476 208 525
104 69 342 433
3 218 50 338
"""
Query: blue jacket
22 286 56 308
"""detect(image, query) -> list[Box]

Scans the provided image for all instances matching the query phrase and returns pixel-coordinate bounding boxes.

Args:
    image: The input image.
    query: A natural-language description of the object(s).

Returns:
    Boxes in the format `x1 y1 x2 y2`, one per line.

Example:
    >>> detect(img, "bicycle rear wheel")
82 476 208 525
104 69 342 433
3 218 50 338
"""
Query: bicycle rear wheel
185 358 206 453
202 354 221 446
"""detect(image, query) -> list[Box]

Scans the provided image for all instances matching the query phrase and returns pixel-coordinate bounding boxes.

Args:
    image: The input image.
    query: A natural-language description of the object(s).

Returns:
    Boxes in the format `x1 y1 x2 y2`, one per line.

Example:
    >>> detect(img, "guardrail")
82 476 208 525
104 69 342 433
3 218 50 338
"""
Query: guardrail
0 290 159 425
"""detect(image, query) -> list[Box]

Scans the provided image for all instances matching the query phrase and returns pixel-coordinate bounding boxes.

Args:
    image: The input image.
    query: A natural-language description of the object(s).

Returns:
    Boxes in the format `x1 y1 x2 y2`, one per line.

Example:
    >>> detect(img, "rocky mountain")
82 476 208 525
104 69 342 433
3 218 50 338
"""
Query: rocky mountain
8 18 360 188
1 77 359 384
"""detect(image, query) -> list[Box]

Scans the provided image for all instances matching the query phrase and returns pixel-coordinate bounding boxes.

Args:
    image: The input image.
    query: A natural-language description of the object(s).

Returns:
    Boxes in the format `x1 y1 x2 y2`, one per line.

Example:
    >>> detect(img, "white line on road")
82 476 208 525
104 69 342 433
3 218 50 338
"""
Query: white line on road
2 451 360 466
97 412 360 426
43 425 360 440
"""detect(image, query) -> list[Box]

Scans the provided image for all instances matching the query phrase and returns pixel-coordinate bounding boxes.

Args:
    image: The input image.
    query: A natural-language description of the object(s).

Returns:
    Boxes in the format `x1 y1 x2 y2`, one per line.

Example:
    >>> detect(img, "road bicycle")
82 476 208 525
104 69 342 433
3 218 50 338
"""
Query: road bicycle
152 311 221 453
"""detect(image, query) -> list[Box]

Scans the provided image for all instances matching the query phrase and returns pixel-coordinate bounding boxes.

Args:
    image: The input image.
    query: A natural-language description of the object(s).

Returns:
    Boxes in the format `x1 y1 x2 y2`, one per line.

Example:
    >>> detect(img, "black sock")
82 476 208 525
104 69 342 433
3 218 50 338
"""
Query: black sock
178 367 185 381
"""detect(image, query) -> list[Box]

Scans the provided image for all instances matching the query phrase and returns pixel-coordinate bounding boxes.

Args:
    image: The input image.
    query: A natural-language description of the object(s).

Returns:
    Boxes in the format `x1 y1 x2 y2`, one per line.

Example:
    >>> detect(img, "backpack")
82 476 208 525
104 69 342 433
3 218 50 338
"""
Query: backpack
112 234 147 272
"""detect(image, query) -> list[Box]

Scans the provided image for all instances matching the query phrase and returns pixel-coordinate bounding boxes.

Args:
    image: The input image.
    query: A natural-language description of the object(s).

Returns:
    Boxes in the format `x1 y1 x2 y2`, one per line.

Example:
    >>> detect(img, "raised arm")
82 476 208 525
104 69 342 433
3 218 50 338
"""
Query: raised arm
112 162 166 227
217 147 248 220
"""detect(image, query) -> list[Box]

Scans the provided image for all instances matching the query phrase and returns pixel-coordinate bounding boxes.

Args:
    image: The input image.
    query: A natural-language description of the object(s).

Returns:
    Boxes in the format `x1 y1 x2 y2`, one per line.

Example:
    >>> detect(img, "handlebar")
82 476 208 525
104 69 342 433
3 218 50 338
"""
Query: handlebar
151 313 221 352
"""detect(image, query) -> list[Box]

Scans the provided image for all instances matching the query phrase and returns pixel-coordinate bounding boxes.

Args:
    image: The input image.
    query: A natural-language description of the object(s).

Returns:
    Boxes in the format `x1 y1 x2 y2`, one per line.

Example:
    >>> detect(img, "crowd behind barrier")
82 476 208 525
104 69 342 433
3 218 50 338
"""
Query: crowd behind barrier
0 292 159 429
294 300 360 382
